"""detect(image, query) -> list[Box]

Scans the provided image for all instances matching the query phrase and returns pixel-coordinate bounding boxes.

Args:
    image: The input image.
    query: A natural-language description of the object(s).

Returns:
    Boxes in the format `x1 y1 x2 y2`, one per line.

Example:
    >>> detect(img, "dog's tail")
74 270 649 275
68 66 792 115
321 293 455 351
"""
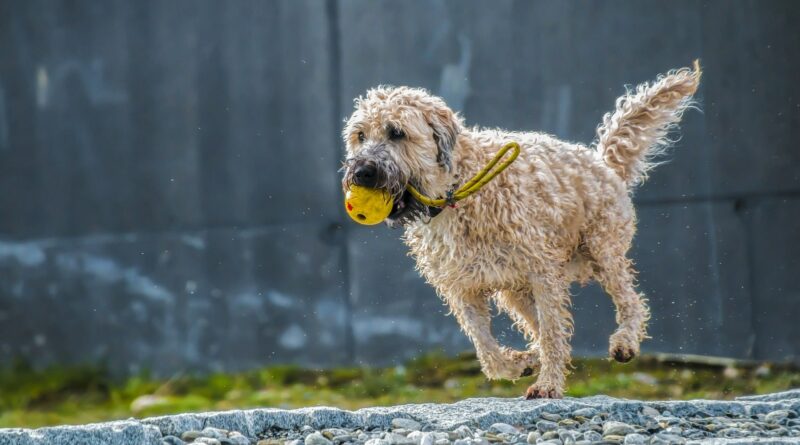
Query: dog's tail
595 60 702 187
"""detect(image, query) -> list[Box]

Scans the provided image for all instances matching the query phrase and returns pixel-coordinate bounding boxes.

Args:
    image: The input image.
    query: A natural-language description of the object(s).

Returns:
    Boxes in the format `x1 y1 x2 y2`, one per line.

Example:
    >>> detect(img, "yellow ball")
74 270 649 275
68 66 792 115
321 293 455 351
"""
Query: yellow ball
344 185 393 225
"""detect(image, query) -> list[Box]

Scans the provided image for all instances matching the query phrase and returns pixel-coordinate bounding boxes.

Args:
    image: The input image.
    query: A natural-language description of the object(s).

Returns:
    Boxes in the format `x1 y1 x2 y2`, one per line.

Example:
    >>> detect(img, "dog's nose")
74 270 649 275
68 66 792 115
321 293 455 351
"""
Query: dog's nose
353 164 378 187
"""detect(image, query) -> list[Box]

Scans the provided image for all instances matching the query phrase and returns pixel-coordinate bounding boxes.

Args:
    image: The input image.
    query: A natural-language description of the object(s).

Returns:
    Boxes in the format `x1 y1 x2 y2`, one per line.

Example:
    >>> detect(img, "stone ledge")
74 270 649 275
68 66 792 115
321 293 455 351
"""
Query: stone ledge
1 390 798 445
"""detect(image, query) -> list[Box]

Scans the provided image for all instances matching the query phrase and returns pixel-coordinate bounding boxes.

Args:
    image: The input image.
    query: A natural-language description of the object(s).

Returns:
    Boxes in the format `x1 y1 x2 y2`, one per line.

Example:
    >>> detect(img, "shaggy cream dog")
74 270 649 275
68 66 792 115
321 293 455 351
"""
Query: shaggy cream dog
341 62 701 398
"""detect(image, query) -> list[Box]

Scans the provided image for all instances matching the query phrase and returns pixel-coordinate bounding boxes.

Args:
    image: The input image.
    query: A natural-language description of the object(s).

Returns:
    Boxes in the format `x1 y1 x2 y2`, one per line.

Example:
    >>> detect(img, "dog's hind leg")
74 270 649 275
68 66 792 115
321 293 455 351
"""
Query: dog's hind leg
446 289 533 380
595 255 650 363
585 220 651 362
524 278 573 399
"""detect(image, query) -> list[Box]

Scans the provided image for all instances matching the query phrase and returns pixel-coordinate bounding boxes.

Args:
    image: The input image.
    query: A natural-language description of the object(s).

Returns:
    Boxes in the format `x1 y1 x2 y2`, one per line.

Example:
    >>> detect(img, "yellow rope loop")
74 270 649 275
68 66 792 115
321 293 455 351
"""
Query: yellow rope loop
406 141 521 208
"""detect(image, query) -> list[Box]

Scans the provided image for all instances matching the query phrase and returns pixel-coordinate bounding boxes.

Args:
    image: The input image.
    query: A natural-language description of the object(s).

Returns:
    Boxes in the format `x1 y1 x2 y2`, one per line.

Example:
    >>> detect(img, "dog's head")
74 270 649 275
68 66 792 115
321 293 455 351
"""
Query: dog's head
341 86 463 226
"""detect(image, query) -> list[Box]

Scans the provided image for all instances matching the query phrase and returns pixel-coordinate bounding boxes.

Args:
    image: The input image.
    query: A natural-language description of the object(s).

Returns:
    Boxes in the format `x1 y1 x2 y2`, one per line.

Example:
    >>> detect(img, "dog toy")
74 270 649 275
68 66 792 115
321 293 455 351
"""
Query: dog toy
406 141 520 207
344 185 393 225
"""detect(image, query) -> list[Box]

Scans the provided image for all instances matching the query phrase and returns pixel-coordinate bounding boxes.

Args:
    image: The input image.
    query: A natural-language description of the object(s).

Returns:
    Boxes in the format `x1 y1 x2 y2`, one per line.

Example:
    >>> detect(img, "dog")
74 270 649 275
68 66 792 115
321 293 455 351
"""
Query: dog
341 62 701 399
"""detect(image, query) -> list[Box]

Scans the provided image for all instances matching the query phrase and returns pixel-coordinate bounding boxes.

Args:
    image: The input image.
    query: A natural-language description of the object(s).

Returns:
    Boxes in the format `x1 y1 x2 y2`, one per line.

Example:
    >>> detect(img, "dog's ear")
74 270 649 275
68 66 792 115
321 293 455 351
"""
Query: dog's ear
427 107 460 171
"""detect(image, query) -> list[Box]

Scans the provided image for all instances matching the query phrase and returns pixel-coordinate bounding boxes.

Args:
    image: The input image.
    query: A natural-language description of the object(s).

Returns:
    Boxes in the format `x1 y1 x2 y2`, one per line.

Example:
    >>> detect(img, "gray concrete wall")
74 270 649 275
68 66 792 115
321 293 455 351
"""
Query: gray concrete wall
0 0 797 375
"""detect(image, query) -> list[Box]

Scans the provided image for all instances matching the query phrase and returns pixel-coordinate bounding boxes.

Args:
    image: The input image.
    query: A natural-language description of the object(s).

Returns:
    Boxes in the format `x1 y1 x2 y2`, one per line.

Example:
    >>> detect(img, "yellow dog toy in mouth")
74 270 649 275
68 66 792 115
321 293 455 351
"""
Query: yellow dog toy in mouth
344 185 393 225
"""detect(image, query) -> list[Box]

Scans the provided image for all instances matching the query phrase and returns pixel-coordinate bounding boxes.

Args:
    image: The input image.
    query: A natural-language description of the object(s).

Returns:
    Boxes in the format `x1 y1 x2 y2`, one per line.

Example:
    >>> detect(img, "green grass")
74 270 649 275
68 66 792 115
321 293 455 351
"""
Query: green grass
1 352 798 428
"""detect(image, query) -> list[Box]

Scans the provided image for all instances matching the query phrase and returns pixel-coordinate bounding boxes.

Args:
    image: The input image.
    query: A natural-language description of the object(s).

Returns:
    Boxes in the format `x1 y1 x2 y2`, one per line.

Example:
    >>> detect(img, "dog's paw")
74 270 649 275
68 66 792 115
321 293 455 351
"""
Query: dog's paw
524 383 563 400
612 346 636 363
503 348 540 378
609 331 639 363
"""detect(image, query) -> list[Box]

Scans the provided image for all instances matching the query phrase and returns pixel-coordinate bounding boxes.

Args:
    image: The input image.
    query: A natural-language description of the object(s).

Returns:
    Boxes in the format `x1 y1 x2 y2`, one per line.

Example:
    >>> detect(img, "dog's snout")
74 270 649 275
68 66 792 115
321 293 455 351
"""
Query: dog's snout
353 164 378 187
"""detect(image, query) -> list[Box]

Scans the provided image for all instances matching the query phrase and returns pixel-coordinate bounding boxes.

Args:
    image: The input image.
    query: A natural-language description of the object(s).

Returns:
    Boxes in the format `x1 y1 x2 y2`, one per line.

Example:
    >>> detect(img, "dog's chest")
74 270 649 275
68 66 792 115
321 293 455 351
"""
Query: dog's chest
403 212 537 290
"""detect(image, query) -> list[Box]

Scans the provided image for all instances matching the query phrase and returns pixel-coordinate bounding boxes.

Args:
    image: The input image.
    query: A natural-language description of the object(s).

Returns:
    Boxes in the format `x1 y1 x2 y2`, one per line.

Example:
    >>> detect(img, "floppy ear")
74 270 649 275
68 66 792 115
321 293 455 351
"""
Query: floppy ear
428 107 460 172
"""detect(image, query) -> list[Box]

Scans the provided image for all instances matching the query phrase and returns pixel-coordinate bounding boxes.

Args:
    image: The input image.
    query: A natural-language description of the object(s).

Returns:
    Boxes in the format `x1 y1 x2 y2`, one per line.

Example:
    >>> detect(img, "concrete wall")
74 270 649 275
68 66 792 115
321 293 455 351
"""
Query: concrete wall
0 0 798 375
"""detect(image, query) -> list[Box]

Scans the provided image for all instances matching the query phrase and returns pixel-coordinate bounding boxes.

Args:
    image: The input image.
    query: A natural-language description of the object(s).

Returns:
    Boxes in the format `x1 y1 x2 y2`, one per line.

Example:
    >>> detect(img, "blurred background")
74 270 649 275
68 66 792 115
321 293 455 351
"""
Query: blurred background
1 0 799 427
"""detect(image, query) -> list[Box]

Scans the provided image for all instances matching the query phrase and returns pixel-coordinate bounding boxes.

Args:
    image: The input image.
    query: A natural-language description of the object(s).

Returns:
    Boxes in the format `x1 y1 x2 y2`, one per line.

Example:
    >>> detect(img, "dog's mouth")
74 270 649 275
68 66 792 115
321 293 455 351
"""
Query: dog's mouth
385 184 431 227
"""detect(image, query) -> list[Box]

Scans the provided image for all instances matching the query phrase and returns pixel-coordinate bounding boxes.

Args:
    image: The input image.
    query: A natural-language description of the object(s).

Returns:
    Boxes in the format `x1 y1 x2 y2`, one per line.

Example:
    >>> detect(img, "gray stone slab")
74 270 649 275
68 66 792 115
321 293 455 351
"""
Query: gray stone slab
749 197 800 362
0 223 349 375
0 0 340 239
346 228 480 365
701 1 800 197
630 201 754 359
3 391 800 444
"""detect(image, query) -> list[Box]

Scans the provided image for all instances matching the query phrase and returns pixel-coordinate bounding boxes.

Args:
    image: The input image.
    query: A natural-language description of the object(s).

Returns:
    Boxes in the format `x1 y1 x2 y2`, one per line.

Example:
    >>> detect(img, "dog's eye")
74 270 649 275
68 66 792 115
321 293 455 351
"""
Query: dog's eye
357 131 365 143
389 127 405 140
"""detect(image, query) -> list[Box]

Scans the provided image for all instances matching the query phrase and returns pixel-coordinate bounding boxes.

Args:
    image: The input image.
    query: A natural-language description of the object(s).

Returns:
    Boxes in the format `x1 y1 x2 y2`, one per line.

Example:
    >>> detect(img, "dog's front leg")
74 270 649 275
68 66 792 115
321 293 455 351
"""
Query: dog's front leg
525 281 572 399
445 290 531 380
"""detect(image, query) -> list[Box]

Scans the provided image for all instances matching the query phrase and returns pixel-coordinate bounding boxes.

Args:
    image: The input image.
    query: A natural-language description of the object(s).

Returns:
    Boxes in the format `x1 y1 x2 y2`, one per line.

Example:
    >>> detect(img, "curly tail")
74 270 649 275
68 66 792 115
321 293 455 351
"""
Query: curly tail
595 60 702 187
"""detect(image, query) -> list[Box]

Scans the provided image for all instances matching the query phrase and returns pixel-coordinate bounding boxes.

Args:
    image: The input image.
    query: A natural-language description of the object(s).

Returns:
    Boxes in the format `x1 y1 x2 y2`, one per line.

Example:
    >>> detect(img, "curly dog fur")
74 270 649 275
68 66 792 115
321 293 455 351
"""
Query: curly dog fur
341 62 701 398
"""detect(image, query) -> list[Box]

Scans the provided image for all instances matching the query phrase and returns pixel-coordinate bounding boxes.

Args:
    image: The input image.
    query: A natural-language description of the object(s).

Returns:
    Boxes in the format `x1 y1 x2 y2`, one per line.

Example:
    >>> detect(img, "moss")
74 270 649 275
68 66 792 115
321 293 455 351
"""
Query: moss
1 353 798 428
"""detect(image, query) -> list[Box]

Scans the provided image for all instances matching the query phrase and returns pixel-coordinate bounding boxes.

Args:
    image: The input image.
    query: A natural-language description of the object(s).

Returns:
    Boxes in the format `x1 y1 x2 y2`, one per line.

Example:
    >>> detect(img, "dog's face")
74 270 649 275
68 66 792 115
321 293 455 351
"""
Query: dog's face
341 86 462 226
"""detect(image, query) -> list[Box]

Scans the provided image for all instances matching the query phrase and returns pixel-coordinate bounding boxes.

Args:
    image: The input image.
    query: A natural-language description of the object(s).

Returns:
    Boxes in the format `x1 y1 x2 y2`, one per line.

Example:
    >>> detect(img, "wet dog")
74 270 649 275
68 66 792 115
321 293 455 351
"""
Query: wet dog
341 63 701 398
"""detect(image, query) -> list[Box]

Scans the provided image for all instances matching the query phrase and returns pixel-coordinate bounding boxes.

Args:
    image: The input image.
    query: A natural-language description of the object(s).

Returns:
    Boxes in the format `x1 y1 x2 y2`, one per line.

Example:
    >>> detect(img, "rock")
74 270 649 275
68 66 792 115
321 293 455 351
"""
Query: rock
537 420 558 433
540 413 562 422
582 430 602 442
648 433 684 444
305 432 333 445
765 410 795 424
392 418 422 431
603 422 635 436
182 431 203 441
434 440 450 445
385 433 416 445
195 439 222 445
558 419 578 429
322 429 350 439
623 433 645 445
222 433 250 445
539 440 562 445
526 432 539 444
541 431 559 440
489 423 518 435
257 440 283 445
603 435 624 443
162 436 186 445
452 426 472 439
571 408 597 418
365 440 389 445
200 428 229 440
641 407 660 418
419 433 435 445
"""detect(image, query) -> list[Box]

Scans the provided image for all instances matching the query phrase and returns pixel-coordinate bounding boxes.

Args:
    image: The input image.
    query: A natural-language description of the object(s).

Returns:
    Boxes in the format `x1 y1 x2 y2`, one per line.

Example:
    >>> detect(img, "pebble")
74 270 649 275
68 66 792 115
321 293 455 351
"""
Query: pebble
526 431 539 444
365 439 389 445
540 413 562 422
765 409 795 424
641 407 660 418
306 432 334 445
385 433 416 445
603 422 635 436
452 426 472 439
623 433 645 445
392 419 422 431
571 408 597 418
489 423 518 435
537 420 558 433
162 436 186 445
223 433 250 445
195 439 222 445
182 431 203 441
582 430 602 442
201 428 229 440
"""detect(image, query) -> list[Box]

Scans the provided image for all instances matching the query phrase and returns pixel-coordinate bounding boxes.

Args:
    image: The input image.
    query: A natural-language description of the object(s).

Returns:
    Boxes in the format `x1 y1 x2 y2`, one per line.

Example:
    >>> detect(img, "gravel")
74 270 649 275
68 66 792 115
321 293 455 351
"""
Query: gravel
2 390 800 445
